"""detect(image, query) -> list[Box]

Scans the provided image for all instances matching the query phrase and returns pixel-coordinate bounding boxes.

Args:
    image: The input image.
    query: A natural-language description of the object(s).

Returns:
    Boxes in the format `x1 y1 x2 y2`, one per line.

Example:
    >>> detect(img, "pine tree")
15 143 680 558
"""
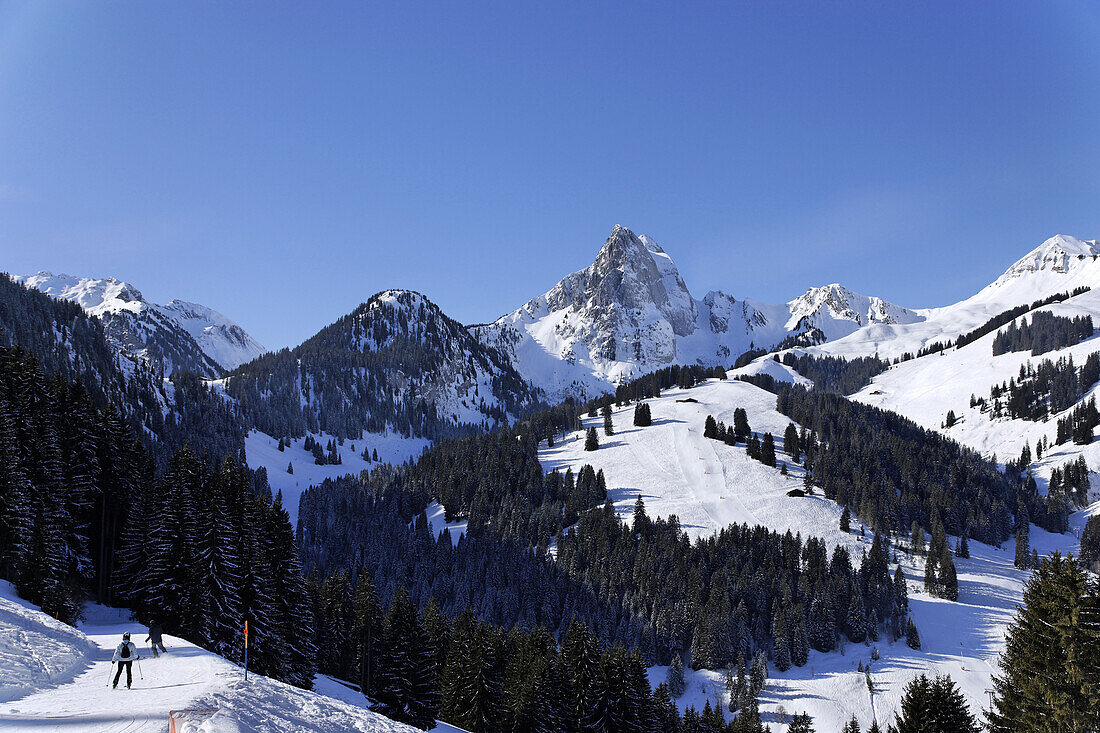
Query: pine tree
704 415 718 439
784 422 801 461
601 405 613 436
760 432 777 467
772 614 792 671
377 588 436 727
652 683 680 731
584 427 599 452
846 585 867 643
352 573 384 699
956 531 969 559
666 653 685 698
840 506 851 533
788 713 815 733
987 554 1100 732
1014 523 1030 569
733 407 750 441
938 551 959 601
893 674 979 733
905 617 921 650
631 495 649 536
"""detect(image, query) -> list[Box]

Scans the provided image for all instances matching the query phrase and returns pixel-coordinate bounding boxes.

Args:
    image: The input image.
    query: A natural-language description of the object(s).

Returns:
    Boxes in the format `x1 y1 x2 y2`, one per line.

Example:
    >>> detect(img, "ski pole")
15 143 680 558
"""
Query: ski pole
107 661 114 687
137 657 144 680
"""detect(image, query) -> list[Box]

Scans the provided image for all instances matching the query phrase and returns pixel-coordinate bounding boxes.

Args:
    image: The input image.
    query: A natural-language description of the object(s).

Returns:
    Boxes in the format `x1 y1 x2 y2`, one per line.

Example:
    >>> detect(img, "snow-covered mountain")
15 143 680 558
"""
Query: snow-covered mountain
786 282 922 342
15 271 264 377
801 234 1100 363
225 289 541 442
474 225 912 399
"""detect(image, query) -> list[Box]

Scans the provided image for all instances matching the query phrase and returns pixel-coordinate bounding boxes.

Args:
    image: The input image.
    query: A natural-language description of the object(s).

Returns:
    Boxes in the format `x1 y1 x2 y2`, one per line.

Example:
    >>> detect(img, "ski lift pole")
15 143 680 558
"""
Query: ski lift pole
243 619 249 681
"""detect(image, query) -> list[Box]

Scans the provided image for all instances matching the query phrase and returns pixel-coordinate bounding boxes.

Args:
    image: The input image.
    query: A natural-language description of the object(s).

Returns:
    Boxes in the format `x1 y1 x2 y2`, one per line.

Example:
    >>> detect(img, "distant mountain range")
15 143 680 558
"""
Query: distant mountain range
14 228 1100 449
14 272 264 378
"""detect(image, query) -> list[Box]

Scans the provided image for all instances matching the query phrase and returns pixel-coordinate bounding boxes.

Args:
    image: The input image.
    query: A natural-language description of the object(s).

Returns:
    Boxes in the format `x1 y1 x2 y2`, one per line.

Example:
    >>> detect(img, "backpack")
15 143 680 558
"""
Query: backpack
119 643 131 660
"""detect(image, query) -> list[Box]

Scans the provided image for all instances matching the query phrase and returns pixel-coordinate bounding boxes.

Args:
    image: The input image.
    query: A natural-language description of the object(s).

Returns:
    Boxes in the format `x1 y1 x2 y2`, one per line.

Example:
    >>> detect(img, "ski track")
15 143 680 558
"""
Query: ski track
0 584 415 733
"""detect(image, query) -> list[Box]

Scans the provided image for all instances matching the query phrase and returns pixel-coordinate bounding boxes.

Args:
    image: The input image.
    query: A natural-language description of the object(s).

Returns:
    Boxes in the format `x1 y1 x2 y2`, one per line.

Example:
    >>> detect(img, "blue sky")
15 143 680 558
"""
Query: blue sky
1 1 1098 349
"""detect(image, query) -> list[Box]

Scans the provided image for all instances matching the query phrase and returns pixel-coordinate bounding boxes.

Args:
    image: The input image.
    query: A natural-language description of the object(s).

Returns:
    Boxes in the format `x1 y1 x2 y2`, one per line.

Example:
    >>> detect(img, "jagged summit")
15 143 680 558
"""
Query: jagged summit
16 271 264 376
474 225 909 397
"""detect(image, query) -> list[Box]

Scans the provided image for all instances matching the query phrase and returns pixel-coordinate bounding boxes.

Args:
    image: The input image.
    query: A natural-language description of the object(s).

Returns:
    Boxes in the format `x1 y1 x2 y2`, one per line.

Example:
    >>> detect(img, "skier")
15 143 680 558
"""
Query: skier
146 621 167 658
112 632 139 689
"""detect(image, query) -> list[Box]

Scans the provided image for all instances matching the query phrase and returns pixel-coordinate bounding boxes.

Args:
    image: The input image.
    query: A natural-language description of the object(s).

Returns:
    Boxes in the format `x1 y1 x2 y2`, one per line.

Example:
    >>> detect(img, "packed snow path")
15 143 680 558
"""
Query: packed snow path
0 583 413 732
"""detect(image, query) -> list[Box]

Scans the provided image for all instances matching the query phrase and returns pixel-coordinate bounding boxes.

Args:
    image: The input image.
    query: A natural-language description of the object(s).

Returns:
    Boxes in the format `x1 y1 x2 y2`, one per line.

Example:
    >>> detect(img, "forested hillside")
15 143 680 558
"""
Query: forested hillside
0 274 246 464
225 290 541 442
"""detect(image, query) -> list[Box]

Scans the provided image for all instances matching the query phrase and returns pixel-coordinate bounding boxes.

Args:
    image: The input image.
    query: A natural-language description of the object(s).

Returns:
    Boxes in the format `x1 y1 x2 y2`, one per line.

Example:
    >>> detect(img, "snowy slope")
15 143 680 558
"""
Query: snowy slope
16 272 264 376
0 582 414 733
475 225 909 400
245 429 430 523
538 378 1085 731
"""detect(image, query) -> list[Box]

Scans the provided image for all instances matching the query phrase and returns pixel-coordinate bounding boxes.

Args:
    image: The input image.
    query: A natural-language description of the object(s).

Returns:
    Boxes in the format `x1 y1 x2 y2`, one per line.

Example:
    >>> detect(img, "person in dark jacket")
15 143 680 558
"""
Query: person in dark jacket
146 622 167 658
112 632 139 689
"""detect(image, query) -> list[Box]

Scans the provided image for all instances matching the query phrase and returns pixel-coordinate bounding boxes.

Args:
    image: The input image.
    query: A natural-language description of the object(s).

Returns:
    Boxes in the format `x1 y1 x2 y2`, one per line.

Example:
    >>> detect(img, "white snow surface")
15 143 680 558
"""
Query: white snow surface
15 271 265 373
0 582 414 733
424 501 468 546
538 379 1085 731
245 429 430 524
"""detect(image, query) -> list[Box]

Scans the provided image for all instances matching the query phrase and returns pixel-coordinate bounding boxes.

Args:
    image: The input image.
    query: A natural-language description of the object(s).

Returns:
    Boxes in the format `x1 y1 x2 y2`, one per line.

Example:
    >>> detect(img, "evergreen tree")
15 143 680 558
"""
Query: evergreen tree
704 414 718 439
938 552 959 602
893 674 979 733
1014 523 1030 569
987 554 1100 732
760 432 777 467
905 617 921 650
788 713 815 733
667 653 685 698
846 585 867 643
772 614 792 671
584 427 599 451
733 407 750 441
784 422 801 461
352 574 384 699
631 495 650 536
601 405 613 436
956 531 969 559
840 506 851 533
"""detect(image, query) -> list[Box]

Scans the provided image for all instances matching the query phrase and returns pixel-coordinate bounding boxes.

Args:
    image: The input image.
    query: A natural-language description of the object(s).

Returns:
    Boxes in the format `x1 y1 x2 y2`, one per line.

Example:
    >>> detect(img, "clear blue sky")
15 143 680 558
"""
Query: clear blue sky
1 1 1099 350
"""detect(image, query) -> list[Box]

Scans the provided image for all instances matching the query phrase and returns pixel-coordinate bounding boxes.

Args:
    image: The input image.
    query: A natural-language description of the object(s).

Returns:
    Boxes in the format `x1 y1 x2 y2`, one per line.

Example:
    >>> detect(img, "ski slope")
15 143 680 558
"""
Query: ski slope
539 378 1084 731
0 582 414 733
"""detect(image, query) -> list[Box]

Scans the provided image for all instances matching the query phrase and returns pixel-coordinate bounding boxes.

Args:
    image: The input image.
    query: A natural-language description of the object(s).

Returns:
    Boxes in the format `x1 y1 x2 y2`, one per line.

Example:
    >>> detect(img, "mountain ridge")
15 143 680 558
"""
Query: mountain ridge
15 271 264 377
